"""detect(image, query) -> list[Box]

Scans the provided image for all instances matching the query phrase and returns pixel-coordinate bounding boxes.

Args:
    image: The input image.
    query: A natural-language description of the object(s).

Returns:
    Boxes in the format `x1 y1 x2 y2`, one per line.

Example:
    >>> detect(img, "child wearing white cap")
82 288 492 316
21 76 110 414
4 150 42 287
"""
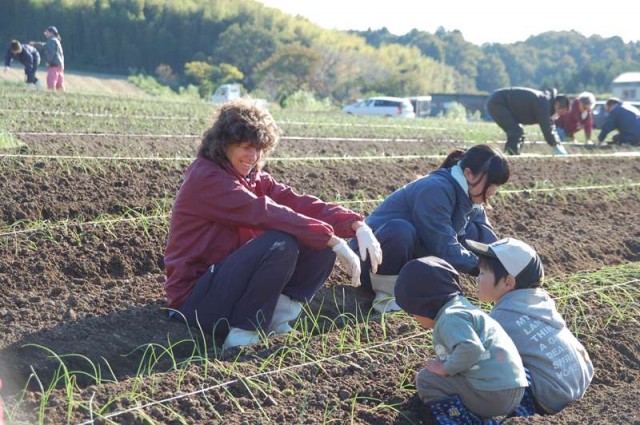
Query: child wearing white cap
467 238 594 415
394 256 527 421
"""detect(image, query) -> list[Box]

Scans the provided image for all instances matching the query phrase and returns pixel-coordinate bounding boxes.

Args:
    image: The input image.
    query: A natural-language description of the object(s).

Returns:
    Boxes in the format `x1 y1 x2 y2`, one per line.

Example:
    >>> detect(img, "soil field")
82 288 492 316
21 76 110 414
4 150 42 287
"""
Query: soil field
1 105 639 423
8 132 639 158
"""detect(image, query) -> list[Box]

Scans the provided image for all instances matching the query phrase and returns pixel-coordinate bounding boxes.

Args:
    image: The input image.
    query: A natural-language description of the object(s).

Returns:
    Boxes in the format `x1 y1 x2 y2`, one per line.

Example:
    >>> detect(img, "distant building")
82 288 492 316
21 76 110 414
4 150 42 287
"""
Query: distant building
611 72 640 101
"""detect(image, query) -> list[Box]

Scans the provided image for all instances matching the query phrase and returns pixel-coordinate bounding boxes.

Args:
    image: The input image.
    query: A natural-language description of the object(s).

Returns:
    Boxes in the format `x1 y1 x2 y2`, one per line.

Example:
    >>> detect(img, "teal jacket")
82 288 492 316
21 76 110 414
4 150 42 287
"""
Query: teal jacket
432 296 528 391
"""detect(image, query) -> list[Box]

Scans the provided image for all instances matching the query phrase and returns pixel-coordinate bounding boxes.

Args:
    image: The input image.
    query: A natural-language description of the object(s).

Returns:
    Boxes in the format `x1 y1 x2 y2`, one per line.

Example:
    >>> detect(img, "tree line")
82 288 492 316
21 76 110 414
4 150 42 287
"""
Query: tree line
2 0 638 103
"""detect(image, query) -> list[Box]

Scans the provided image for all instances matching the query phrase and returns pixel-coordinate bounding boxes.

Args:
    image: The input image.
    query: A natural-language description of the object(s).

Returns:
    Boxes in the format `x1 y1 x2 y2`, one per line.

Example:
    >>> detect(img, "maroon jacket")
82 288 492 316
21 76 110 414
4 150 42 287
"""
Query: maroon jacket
555 98 593 139
164 158 364 308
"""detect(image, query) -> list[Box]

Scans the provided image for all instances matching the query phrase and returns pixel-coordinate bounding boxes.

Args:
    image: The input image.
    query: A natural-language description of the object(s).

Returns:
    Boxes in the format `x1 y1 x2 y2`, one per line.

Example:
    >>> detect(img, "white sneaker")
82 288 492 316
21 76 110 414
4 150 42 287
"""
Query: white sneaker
222 327 261 350
553 144 569 156
370 273 402 313
268 294 302 334
372 292 401 313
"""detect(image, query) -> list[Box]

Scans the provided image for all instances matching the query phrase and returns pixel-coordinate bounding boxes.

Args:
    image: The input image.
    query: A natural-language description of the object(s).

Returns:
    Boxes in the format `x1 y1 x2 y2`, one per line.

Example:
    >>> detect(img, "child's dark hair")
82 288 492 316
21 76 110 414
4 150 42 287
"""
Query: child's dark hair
9 40 21 53
478 255 543 289
554 95 570 110
478 256 510 286
439 145 511 201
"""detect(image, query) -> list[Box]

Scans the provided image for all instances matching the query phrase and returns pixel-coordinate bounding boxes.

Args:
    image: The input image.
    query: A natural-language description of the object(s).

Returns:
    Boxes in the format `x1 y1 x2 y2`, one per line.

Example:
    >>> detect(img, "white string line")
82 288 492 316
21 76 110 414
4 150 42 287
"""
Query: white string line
280 121 448 130
2 151 639 162
76 331 430 425
0 109 198 121
13 131 200 139
76 276 640 424
2 181 639 238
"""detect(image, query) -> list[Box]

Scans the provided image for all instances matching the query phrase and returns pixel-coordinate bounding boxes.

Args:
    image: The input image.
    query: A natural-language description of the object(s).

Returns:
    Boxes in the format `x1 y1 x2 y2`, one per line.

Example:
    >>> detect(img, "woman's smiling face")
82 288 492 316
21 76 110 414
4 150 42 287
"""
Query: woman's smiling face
226 141 262 177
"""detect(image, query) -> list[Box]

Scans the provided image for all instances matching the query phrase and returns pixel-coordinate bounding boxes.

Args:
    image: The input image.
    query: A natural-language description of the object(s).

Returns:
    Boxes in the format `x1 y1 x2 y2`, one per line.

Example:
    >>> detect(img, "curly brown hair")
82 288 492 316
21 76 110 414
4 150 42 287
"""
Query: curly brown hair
197 98 279 169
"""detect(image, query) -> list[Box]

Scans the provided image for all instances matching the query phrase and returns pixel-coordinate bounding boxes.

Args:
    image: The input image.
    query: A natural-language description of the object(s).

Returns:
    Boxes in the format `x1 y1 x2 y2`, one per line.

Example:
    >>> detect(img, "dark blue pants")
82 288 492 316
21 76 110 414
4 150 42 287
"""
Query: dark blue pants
178 230 336 335
349 219 427 290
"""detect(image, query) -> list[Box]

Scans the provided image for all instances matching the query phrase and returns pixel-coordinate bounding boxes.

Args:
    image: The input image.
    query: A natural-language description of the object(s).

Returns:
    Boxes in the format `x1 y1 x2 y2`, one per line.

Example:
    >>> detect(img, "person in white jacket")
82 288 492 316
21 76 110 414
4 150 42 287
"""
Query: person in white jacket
467 238 594 415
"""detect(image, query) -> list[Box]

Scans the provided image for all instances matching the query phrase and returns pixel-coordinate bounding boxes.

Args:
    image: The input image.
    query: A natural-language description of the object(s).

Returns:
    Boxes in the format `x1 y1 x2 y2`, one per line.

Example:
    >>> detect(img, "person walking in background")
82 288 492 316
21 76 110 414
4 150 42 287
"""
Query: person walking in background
164 98 382 350
349 145 509 313
597 97 640 146
555 91 596 144
394 256 527 422
3 39 41 88
486 87 570 156
30 26 64 91
467 238 594 415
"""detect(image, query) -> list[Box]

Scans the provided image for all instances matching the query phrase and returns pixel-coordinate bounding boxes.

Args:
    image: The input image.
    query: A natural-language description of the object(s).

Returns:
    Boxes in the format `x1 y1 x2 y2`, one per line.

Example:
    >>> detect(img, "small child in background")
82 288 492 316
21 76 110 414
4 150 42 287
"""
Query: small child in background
30 26 64 91
394 256 527 422
467 238 594 415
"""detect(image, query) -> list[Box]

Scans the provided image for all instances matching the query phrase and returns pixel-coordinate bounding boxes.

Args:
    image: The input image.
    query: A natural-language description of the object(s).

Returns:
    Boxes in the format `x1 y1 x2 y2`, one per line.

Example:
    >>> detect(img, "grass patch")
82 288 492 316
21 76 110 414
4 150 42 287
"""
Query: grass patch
0 130 22 149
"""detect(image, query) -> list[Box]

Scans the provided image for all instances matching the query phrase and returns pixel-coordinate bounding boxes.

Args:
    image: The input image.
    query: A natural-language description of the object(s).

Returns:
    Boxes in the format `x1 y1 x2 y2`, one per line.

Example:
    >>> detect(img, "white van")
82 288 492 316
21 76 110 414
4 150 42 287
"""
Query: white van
210 84 241 104
341 96 416 119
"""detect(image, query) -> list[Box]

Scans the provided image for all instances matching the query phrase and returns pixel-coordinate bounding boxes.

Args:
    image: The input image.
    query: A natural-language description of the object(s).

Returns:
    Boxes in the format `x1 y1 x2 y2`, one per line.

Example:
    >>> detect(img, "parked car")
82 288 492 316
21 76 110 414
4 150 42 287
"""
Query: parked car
592 99 640 129
341 96 416 118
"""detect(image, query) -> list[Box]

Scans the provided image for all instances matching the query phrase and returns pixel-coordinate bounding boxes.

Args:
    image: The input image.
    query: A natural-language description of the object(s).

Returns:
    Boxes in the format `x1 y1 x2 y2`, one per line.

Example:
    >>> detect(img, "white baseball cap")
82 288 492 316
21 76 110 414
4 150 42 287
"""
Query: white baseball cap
467 238 544 288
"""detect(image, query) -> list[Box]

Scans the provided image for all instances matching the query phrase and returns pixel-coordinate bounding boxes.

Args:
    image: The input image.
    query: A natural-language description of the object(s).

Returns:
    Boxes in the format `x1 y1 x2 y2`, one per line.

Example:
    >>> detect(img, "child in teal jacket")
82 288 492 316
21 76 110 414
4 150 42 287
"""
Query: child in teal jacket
395 256 527 420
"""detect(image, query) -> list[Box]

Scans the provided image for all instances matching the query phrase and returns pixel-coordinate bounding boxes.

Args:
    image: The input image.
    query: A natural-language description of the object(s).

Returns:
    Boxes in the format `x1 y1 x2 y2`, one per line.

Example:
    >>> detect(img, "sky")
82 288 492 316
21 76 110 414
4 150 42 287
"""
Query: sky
257 0 640 46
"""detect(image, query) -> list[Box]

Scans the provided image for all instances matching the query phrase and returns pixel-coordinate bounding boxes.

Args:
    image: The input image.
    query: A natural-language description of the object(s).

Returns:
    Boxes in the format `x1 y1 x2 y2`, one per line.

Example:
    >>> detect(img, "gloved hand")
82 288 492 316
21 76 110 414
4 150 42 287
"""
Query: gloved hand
355 225 382 273
332 238 361 285
3 67 8 73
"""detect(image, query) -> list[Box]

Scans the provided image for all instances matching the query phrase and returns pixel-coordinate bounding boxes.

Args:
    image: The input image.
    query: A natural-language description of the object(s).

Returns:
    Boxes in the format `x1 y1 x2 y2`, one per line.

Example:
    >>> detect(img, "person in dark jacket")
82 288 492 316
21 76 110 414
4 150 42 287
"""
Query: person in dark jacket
164 98 382 350
554 91 596 144
30 26 64 91
348 145 510 313
597 97 640 146
487 87 570 155
3 40 41 86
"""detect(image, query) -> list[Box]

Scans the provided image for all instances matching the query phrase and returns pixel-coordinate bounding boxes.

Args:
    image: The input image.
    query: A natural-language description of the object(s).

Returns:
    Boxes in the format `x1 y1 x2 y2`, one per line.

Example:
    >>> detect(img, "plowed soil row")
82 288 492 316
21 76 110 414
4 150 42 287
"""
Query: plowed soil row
2 156 639 225
10 133 640 158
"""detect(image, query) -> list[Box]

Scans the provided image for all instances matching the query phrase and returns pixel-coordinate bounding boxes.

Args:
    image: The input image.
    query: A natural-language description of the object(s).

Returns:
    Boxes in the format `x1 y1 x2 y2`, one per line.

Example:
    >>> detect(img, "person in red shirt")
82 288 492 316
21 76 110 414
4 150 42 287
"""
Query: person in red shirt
554 92 596 144
164 98 382 350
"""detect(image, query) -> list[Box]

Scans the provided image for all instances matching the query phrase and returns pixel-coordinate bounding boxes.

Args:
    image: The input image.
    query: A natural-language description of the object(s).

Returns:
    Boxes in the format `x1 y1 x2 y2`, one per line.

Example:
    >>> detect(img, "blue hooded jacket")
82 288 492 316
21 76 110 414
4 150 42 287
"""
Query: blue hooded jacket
4 43 40 70
366 166 497 274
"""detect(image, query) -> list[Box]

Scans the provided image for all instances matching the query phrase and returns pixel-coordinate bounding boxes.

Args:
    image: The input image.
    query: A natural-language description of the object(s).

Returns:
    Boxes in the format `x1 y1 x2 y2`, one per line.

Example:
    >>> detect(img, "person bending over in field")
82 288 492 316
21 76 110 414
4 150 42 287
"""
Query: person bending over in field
467 237 594 416
164 98 382 350
3 39 41 87
597 97 640 146
349 145 509 313
486 87 570 155
394 256 527 422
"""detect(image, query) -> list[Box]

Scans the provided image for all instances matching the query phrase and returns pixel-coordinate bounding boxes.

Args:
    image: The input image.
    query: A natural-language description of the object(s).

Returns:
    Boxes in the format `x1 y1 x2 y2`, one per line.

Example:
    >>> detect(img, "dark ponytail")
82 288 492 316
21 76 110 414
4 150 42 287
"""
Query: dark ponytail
443 145 511 202
439 149 466 169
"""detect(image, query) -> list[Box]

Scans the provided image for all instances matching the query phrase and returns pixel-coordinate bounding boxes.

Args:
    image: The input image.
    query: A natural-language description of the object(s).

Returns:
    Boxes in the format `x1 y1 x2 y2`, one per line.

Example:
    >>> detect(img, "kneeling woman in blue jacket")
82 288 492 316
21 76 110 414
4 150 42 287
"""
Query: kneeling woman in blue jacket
164 99 382 350
350 144 510 312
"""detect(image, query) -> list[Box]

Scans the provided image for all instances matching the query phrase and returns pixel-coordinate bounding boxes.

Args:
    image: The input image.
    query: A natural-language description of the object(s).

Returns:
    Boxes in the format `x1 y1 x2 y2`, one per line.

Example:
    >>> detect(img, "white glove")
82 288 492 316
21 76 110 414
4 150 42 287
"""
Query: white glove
332 238 361 285
3 67 8 73
355 225 382 273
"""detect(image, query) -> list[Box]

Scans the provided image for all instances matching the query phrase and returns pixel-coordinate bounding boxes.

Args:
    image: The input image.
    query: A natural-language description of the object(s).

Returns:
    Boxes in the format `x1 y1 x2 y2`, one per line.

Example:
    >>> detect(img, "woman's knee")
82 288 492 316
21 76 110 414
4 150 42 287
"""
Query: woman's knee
376 219 417 244
261 230 300 255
